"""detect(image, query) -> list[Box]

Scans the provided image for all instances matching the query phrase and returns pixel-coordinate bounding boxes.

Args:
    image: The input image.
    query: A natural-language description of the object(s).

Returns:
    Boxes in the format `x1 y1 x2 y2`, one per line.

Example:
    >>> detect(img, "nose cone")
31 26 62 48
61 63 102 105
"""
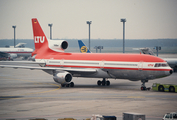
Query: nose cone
165 69 173 76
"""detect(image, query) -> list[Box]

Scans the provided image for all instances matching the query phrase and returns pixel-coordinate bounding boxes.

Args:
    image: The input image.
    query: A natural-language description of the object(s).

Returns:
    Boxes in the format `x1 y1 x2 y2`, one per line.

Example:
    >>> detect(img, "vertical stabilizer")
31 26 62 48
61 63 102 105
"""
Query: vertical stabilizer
31 18 48 56
78 40 91 53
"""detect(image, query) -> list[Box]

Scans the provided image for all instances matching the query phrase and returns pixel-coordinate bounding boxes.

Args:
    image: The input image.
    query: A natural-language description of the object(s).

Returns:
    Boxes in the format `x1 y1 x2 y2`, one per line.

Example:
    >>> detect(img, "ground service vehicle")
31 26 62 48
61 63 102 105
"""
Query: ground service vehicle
152 83 177 92
163 112 177 120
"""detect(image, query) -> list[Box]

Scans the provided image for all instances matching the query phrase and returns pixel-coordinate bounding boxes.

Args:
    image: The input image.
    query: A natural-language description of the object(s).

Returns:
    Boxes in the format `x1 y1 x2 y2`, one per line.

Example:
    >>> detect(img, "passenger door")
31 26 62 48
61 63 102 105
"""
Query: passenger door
138 61 143 70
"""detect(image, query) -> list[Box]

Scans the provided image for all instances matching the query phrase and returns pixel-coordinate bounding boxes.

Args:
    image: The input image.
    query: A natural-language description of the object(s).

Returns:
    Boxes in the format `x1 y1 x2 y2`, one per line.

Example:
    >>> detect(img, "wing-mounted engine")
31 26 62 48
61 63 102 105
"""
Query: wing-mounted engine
53 71 72 84
48 39 68 52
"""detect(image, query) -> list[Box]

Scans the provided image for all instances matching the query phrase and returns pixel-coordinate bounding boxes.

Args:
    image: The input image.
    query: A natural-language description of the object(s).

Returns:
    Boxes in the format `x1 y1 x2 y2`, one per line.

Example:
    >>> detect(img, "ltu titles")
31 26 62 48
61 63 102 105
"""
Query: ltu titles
35 36 45 43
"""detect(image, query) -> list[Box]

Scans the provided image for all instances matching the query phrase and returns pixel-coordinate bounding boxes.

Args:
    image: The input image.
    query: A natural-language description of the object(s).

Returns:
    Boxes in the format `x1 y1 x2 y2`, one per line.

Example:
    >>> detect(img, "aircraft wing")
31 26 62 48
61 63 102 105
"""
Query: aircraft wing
0 61 45 64
0 64 97 73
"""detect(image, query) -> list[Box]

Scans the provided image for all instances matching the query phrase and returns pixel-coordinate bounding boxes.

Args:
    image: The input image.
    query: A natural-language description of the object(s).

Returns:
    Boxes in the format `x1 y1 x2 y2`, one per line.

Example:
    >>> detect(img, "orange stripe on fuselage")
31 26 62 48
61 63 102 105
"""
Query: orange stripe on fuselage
36 52 165 62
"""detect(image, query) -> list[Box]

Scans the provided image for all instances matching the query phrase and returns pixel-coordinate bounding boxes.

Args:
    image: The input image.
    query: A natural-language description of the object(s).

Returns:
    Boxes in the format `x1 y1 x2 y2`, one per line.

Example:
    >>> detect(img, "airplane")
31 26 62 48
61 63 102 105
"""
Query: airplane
0 43 33 60
78 40 91 53
0 18 173 90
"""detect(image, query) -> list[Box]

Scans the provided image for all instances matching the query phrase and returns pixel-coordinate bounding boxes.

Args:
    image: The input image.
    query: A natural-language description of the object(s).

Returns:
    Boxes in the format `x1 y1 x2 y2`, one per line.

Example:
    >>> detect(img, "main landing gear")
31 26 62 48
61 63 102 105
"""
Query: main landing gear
61 78 110 88
61 82 74 87
141 79 150 91
97 78 110 86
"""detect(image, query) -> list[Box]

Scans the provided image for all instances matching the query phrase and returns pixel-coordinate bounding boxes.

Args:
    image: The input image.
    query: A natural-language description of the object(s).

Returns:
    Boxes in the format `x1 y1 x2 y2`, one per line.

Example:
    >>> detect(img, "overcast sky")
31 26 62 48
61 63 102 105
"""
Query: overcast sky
0 0 177 39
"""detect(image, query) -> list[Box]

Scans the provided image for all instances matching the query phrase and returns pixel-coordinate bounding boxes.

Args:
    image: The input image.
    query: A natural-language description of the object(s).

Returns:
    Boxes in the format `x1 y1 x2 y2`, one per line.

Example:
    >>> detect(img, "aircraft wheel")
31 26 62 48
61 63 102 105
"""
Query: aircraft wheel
70 82 74 87
141 86 146 91
102 80 106 86
61 84 66 87
97 80 102 86
169 86 175 92
106 80 110 86
66 84 70 87
158 85 164 92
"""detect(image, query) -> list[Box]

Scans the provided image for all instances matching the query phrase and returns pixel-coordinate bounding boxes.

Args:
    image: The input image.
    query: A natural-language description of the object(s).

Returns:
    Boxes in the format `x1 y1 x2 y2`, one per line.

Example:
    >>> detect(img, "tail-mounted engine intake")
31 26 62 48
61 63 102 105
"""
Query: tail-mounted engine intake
53 71 72 84
49 40 68 52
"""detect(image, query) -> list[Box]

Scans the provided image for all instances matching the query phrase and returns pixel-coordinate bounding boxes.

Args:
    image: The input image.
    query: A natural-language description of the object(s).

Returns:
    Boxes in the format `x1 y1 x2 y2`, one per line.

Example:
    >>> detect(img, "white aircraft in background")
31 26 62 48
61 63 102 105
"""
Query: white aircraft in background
0 18 173 91
0 43 33 60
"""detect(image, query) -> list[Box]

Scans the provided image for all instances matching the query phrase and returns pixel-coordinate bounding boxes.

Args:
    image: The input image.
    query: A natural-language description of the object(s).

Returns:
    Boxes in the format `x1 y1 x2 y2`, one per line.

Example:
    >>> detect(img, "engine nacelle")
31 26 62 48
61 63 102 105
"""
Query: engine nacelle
53 72 72 84
48 39 68 52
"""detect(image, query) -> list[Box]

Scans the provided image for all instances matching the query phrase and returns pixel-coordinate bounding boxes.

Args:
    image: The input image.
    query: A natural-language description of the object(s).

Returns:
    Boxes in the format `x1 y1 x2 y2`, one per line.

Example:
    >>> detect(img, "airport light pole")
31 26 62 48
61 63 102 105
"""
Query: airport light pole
48 24 53 39
120 19 126 53
12 26 16 48
87 21 92 50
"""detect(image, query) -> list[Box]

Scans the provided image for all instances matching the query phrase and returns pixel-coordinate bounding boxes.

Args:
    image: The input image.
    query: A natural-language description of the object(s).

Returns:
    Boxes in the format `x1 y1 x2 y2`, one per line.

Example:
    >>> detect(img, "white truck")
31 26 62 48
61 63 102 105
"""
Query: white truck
163 112 177 120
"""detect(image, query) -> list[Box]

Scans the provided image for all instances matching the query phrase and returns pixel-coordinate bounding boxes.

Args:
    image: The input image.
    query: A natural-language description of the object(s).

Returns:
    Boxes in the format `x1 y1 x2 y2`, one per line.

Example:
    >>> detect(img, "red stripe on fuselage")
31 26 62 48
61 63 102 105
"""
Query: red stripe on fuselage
36 52 165 62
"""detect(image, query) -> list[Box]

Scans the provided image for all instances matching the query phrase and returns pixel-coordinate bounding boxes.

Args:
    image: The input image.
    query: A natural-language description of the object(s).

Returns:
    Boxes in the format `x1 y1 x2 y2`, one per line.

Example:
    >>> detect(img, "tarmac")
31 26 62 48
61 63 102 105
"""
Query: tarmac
0 59 177 120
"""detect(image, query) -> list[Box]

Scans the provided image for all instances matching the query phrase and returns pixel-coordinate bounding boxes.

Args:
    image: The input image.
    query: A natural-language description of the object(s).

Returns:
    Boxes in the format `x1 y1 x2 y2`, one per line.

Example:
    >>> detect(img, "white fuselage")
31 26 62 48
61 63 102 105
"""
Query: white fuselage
36 58 172 81
0 47 33 57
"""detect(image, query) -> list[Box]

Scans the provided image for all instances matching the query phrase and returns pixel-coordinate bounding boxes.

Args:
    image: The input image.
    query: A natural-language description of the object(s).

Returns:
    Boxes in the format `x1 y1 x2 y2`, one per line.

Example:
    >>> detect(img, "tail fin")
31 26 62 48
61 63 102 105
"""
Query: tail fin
31 18 48 56
78 40 91 53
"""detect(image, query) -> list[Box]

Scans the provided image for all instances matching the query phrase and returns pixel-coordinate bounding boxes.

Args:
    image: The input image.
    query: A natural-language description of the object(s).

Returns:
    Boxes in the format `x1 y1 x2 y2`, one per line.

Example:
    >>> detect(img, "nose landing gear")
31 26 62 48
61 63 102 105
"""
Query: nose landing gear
141 79 150 90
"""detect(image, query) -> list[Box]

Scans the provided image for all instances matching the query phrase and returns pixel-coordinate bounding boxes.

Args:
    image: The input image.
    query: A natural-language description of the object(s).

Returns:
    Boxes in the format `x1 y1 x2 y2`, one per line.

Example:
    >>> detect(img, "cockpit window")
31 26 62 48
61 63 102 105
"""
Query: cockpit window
155 63 169 67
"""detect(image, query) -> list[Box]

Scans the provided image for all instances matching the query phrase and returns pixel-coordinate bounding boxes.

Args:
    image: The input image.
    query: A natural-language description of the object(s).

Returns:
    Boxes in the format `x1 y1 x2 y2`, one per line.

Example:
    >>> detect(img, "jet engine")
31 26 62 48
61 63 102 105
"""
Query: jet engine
48 40 68 52
53 71 72 84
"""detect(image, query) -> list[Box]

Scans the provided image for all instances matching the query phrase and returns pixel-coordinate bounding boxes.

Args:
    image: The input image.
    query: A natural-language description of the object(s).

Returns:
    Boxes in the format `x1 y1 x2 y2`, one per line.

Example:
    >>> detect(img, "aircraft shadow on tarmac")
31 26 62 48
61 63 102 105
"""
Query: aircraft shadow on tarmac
23 80 140 89
60 82 139 90
0 96 23 101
